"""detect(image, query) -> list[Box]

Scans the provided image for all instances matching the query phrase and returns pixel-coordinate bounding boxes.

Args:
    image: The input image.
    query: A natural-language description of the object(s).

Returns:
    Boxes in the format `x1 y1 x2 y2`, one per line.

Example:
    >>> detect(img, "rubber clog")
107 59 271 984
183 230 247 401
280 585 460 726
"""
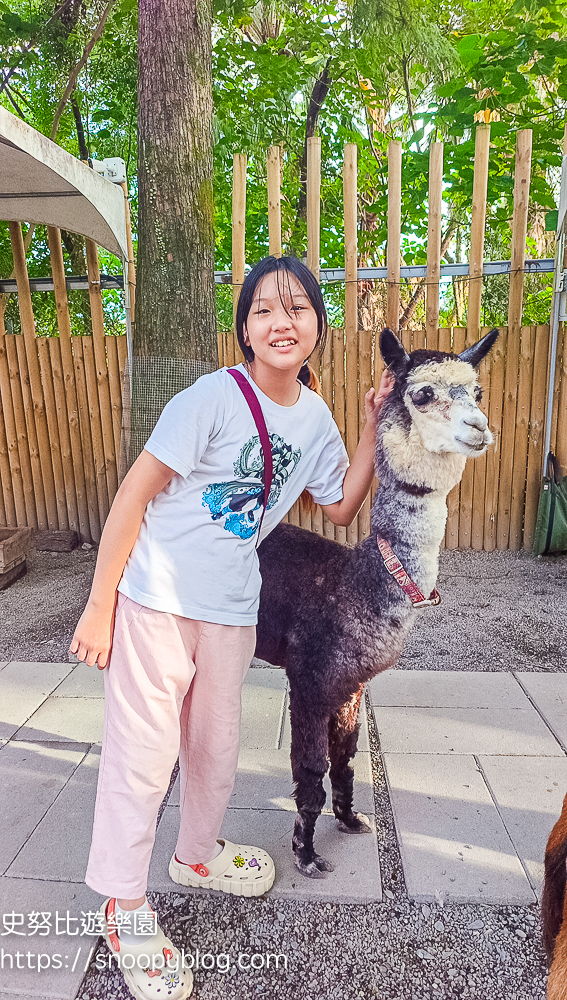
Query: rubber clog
98 898 193 1000
169 839 275 897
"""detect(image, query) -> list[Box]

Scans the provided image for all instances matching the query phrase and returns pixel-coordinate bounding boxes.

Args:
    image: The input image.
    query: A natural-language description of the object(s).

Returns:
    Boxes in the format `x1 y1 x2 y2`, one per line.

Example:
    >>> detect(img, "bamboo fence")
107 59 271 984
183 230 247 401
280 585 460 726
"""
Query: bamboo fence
0 223 127 543
0 127 565 549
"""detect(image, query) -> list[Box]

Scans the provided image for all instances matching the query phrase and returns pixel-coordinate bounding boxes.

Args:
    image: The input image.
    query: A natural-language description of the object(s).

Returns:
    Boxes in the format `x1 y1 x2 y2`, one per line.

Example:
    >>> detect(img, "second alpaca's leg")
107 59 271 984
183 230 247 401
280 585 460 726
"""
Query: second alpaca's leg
289 688 334 878
329 685 372 834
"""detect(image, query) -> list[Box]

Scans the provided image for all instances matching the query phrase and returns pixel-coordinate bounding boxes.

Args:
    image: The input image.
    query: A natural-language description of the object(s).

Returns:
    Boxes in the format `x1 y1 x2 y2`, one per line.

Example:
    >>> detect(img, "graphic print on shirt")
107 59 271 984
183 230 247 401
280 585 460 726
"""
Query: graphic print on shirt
202 434 301 539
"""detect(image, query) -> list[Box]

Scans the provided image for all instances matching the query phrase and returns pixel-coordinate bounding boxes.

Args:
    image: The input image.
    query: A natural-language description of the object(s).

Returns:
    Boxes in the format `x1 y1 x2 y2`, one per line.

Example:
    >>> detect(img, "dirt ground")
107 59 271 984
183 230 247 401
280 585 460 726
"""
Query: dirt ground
1 543 565 671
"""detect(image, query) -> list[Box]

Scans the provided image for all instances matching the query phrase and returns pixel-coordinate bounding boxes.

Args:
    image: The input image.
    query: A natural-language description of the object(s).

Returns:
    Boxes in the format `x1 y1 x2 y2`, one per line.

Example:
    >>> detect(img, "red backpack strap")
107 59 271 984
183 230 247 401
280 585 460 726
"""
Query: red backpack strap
227 368 273 543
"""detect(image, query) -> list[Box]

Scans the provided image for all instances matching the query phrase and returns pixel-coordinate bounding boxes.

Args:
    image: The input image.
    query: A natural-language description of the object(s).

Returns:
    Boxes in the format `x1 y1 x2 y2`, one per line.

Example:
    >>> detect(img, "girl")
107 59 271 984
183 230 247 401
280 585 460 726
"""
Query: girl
71 255 393 1000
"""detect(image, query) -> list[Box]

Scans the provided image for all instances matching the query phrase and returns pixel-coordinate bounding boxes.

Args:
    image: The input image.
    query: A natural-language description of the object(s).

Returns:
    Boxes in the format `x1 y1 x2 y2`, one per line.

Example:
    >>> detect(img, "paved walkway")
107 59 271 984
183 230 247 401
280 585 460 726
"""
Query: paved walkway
1 660 566 999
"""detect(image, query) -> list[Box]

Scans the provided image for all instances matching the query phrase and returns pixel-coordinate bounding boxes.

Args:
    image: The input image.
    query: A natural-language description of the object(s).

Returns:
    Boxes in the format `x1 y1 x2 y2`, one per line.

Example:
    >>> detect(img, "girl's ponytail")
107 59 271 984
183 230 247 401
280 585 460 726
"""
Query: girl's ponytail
298 362 322 513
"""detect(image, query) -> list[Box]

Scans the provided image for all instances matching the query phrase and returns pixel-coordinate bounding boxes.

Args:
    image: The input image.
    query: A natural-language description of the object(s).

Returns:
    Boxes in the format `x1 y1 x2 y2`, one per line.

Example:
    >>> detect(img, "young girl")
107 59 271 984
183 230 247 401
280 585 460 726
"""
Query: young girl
71 255 393 1000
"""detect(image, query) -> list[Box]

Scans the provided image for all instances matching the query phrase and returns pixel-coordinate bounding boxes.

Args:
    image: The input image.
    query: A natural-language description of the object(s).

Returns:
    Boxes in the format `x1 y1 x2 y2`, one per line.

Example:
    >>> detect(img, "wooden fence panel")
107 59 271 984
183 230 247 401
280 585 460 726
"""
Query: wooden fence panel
10 222 58 529
72 336 101 543
0 402 14 525
106 336 123 473
484 327 507 551
47 335 79 534
14 333 47 528
36 336 68 530
82 335 109 528
497 129 532 550
524 324 550 549
387 141 402 330
0 332 26 525
48 227 90 541
470 332 492 550
4 334 37 527
509 326 535 549
86 239 118 502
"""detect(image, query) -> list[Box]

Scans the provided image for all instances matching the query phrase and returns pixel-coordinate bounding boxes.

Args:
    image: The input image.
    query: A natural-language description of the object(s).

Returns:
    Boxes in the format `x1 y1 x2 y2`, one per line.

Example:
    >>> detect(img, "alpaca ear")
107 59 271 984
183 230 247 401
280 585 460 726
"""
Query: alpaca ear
380 328 410 375
458 328 499 368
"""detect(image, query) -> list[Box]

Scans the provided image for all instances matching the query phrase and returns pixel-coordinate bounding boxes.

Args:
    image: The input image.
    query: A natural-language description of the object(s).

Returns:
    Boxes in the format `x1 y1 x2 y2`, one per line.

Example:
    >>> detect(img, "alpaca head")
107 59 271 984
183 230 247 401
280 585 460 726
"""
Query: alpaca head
376 328 498 493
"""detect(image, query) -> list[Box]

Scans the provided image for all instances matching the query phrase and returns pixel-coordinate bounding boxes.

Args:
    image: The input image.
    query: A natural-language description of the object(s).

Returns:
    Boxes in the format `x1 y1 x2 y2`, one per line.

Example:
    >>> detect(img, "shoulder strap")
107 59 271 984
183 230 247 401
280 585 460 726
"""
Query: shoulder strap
227 368 273 543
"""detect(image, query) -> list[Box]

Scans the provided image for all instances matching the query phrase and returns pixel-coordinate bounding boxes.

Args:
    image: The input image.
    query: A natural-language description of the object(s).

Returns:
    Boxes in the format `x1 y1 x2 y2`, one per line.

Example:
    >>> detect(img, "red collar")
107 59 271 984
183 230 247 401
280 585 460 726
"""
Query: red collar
377 537 441 609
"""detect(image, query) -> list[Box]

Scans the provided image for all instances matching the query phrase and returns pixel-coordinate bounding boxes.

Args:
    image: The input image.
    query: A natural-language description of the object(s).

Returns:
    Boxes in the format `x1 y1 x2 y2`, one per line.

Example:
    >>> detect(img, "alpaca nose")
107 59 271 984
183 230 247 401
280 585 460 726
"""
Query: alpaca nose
463 407 488 433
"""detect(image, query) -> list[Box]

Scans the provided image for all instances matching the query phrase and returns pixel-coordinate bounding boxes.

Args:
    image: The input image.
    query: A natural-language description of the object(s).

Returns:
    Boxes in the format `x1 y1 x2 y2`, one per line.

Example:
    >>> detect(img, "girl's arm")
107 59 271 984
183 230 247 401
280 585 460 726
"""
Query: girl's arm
69 449 176 669
321 369 395 527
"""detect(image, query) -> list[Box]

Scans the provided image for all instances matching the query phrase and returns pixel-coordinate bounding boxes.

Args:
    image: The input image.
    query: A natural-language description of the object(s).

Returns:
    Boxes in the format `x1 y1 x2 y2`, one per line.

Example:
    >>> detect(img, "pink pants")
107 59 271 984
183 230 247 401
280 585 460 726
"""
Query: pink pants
85 593 256 898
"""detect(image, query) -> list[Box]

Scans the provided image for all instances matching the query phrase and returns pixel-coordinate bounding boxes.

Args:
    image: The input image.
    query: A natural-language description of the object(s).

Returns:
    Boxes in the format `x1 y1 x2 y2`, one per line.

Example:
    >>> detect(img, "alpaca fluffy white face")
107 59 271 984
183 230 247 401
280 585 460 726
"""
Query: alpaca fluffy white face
404 359 492 456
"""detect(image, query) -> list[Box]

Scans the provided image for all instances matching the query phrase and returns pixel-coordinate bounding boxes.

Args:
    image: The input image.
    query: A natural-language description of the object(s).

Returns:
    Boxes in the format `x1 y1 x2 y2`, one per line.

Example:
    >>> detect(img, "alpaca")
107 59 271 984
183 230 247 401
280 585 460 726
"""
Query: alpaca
542 794 567 999
255 327 498 878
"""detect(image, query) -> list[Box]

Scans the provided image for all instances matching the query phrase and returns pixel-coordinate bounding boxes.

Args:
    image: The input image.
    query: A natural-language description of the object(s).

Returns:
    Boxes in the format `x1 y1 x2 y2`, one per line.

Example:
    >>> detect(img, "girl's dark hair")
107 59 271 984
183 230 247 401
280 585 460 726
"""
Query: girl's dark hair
235 255 328 364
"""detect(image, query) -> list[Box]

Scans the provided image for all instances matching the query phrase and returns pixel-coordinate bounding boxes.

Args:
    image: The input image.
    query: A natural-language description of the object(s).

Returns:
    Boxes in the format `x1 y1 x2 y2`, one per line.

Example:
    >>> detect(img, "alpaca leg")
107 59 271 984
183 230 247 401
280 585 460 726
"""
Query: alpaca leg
329 685 372 834
289 692 335 879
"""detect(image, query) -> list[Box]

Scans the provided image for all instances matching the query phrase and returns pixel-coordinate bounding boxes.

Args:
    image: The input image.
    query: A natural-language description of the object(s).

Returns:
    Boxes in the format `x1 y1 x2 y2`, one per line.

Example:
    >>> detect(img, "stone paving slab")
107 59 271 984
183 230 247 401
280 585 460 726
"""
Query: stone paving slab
51 665 105 699
0 661 8 671
13 698 104 745
369 669 529 709
0 877 101 1000
478 755 567 900
373 705 564 756
7 749 100 883
0 742 85 876
516 672 567 748
383 752 535 904
240 667 287 750
149 802 382 904
0 662 73 740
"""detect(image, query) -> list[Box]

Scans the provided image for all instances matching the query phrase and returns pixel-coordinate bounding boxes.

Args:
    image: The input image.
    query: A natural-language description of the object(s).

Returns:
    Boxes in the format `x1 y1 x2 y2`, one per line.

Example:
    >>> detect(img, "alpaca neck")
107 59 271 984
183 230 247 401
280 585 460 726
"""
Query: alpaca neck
370 424 467 596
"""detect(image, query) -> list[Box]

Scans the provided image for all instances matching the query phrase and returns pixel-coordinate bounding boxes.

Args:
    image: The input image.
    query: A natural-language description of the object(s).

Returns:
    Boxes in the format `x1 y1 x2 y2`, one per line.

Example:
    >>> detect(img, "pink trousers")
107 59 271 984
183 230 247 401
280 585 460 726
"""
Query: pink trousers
85 593 256 898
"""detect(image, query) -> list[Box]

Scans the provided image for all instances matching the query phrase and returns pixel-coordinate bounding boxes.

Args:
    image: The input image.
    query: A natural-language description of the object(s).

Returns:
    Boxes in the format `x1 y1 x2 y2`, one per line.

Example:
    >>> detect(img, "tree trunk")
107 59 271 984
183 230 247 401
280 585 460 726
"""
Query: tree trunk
137 0 215 361
131 0 216 463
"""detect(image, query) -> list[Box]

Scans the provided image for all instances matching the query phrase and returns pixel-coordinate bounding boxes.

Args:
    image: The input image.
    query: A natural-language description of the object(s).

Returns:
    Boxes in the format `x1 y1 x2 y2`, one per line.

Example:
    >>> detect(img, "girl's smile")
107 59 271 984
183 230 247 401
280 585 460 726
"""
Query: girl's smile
244 271 318 374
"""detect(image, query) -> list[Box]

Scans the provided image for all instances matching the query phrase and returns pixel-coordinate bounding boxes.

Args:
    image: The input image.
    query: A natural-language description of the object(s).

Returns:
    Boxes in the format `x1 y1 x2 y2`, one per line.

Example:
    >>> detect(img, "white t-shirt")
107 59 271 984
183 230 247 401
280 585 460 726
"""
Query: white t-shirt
117 364 349 625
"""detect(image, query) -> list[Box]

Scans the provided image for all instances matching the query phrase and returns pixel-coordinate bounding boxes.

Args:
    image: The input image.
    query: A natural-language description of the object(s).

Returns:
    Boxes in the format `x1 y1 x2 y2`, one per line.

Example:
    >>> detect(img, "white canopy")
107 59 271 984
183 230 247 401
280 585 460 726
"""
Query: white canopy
0 106 127 260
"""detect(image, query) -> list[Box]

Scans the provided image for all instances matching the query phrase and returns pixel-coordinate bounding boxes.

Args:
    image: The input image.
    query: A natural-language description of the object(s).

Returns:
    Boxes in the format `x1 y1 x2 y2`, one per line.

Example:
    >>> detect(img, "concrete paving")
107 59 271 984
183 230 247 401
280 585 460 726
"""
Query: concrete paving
369 669 567 904
1 661 566 998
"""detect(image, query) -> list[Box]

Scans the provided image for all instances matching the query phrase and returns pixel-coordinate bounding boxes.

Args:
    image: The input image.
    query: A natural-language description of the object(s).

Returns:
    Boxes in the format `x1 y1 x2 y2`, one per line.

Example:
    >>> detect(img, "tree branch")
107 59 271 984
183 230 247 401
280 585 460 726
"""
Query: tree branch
71 92 89 160
0 0 78 98
50 1 115 141
399 217 458 329
295 58 333 222
401 52 416 136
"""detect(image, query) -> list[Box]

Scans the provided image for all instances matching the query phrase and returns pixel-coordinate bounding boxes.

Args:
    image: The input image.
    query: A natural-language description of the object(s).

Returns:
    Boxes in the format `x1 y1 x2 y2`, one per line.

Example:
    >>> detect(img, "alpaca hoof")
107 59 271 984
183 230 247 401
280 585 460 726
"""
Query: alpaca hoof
337 812 372 835
294 854 335 879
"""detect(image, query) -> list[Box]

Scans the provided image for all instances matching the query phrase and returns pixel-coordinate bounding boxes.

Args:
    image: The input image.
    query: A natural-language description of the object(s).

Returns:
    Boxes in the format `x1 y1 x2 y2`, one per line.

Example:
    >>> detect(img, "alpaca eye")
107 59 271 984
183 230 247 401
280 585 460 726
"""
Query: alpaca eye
474 386 482 403
412 386 435 407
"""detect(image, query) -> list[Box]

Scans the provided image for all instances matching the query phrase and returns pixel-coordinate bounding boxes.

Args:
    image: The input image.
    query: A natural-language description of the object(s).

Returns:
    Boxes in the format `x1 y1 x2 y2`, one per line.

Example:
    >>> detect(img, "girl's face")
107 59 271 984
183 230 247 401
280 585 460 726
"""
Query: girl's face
244 271 319 375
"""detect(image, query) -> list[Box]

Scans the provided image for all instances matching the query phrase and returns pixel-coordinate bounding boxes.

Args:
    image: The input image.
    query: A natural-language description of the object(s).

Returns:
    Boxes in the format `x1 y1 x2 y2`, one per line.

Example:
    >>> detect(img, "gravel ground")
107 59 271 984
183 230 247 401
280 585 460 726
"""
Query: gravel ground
2 542 564 998
1 543 565 672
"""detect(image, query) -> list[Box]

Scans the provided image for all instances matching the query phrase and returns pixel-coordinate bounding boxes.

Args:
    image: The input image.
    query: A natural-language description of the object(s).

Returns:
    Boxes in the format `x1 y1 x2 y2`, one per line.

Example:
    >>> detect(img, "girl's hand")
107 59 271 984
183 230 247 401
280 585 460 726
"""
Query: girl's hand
69 598 116 670
364 369 395 426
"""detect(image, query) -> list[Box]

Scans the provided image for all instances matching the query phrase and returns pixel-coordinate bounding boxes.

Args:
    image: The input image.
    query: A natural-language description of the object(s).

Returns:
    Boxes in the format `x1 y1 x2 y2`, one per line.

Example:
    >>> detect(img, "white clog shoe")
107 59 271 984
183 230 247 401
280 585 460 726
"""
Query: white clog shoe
169 839 275 897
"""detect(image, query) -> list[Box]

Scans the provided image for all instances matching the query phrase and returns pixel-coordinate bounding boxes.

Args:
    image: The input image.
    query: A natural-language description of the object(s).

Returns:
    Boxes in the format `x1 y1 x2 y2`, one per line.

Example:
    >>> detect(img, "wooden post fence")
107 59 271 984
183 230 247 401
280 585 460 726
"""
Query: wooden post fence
1 132 563 555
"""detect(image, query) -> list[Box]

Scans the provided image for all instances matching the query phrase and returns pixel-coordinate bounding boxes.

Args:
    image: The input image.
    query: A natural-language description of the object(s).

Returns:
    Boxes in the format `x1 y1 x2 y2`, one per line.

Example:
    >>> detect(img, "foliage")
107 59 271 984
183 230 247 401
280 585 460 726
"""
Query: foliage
0 0 565 335
0 0 136 335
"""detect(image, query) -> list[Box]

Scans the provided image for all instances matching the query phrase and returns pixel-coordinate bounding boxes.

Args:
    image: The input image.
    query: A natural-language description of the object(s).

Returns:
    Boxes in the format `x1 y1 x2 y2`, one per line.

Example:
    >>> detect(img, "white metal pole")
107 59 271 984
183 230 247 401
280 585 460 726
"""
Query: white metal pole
543 151 567 467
